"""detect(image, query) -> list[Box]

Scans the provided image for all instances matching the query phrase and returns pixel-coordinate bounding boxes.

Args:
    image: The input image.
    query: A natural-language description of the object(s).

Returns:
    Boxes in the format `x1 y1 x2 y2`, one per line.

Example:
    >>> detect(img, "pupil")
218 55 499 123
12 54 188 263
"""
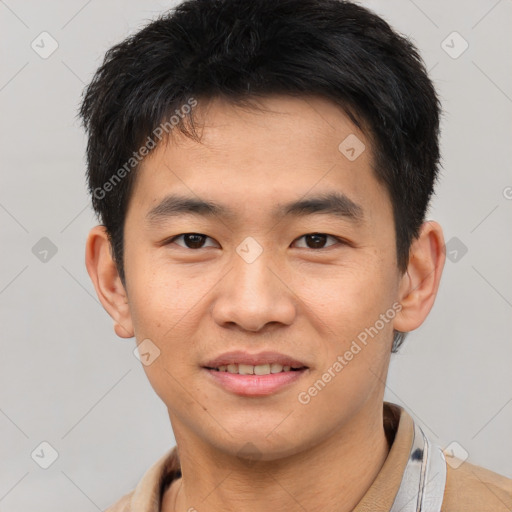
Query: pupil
307 234 326 249
185 234 205 248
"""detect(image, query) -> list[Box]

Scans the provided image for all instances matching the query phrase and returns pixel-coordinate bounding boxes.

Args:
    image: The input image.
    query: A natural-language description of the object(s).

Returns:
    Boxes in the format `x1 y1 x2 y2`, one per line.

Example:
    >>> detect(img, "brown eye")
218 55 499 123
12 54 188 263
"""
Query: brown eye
293 233 341 249
168 233 217 249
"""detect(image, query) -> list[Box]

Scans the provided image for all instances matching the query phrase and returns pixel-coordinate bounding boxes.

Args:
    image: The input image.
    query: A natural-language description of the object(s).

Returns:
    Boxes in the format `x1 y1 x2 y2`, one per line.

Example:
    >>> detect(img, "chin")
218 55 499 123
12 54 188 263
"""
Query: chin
203 426 309 463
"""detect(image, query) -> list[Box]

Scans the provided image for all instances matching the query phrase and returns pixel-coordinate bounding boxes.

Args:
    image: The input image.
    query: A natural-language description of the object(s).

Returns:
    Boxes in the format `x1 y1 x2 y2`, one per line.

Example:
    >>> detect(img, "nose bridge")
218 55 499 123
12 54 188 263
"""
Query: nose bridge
211 242 296 331
231 235 278 298
234 248 275 299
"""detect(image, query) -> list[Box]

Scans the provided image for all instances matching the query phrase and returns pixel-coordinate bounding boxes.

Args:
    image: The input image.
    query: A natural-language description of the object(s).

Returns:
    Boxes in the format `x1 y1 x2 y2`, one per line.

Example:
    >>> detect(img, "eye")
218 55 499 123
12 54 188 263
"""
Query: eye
166 233 218 249
164 232 345 250
292 233 343 249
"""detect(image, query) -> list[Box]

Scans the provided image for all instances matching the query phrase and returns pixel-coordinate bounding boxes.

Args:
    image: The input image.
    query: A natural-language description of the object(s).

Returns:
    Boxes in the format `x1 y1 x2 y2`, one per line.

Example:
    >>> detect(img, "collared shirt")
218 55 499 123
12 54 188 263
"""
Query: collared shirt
106 402 512 511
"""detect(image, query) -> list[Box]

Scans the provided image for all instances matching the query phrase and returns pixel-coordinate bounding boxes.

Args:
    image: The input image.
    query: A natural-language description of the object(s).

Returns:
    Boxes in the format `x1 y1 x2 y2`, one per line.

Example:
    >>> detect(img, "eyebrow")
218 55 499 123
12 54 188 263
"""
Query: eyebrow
145 191 365 226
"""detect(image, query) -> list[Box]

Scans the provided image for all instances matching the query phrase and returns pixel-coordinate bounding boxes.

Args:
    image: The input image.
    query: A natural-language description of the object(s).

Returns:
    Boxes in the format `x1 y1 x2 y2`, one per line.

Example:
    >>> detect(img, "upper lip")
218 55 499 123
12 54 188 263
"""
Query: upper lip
202 351 309 369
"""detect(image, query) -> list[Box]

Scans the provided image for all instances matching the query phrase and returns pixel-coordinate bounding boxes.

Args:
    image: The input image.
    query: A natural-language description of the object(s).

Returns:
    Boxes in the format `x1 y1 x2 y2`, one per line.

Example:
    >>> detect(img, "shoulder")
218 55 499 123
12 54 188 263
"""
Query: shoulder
442 452 512 512
102 447 180 511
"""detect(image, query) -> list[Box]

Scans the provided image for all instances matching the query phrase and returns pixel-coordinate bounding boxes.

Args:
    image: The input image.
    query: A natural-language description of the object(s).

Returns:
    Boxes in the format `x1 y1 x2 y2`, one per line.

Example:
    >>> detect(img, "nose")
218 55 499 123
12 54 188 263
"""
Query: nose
211 249 297 333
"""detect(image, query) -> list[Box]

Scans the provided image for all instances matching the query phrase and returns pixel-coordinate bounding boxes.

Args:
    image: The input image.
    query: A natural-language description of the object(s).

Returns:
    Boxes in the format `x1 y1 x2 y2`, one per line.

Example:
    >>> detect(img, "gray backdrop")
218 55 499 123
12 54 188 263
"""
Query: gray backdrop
0 0 511 510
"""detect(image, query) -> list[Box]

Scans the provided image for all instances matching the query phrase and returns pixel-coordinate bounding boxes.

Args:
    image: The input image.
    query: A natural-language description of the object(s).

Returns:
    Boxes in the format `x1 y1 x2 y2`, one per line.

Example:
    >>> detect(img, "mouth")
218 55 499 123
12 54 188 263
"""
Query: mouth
201 351 309 396
204 363 307 375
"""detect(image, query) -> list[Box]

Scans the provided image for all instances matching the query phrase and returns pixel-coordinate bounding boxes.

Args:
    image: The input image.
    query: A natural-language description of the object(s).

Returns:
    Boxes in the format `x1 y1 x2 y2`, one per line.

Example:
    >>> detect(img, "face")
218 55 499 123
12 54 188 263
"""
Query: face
121 95 403 460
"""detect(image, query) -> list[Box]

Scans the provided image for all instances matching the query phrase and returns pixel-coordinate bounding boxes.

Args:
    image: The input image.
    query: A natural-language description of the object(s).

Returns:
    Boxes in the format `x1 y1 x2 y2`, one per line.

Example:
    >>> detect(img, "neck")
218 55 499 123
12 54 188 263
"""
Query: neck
162 401 391 512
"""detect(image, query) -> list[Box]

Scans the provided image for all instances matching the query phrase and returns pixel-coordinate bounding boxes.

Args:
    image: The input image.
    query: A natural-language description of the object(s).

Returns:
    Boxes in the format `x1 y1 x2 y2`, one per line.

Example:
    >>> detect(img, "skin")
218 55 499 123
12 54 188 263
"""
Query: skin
86 95 445 512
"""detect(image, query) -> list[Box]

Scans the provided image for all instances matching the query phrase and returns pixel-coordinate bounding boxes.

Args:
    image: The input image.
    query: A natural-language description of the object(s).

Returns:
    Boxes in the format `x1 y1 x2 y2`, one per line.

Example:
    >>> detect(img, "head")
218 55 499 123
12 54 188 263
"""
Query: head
82 0 445 460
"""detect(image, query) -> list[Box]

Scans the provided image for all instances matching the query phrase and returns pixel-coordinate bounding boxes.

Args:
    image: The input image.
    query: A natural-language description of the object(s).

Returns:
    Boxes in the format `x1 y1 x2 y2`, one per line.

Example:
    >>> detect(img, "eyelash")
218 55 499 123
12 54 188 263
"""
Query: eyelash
164 233 346 250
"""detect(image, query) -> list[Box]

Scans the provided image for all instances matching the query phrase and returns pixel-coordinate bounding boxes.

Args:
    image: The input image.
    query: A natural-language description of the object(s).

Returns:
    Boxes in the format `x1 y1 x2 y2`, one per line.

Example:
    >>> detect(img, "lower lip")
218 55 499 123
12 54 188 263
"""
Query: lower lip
203 368 308 397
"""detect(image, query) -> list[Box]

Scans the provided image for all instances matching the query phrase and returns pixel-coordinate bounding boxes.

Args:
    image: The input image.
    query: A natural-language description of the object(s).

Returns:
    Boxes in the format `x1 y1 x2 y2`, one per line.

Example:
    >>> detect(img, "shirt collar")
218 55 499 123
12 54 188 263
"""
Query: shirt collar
128 401 445 512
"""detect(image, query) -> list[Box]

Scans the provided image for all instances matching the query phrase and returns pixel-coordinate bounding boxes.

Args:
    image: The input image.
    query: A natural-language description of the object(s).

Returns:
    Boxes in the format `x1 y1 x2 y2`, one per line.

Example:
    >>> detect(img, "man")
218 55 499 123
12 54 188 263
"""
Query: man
80 0 512 510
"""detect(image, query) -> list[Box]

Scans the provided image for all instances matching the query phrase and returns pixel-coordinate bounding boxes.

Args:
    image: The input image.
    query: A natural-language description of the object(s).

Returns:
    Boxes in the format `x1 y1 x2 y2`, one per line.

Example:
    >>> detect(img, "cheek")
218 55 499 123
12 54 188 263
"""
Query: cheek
126 269 192 376
298 256 397 365
126 246 192 339
295 270 394 421
302 260 388 321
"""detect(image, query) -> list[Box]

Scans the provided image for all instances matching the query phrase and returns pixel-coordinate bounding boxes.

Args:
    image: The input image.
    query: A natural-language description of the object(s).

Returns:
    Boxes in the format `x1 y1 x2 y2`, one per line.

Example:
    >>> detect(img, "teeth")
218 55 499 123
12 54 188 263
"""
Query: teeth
213 363 301 374
254 364 270 375
270 363 284 373
238 364 254 375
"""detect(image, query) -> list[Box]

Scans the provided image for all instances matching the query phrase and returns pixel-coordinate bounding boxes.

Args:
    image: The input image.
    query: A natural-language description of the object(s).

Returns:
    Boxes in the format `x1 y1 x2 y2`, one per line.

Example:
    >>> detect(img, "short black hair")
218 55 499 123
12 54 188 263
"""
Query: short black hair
79 0 442 352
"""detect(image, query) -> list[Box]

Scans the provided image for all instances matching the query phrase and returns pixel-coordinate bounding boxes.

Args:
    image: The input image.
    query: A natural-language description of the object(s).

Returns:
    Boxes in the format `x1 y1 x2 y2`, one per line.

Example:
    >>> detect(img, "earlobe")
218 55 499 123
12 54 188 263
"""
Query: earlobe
393 221 446 334
85 225 134 339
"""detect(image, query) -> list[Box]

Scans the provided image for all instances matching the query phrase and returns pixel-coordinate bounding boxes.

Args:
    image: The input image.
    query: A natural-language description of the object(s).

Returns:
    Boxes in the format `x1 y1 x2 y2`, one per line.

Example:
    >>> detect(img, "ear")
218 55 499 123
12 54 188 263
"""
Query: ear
85 225 134 339
393 221 446 333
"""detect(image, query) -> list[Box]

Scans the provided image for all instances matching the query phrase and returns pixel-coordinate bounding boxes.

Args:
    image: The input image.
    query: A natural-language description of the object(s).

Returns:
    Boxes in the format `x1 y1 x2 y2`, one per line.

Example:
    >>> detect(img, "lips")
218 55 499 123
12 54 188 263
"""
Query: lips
202 350 308 370
201 351 309 396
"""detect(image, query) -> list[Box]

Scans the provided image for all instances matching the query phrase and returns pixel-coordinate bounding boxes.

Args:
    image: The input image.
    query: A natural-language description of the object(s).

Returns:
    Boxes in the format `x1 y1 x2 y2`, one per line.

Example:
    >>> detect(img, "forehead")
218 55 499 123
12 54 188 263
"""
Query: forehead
128 94 391 229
